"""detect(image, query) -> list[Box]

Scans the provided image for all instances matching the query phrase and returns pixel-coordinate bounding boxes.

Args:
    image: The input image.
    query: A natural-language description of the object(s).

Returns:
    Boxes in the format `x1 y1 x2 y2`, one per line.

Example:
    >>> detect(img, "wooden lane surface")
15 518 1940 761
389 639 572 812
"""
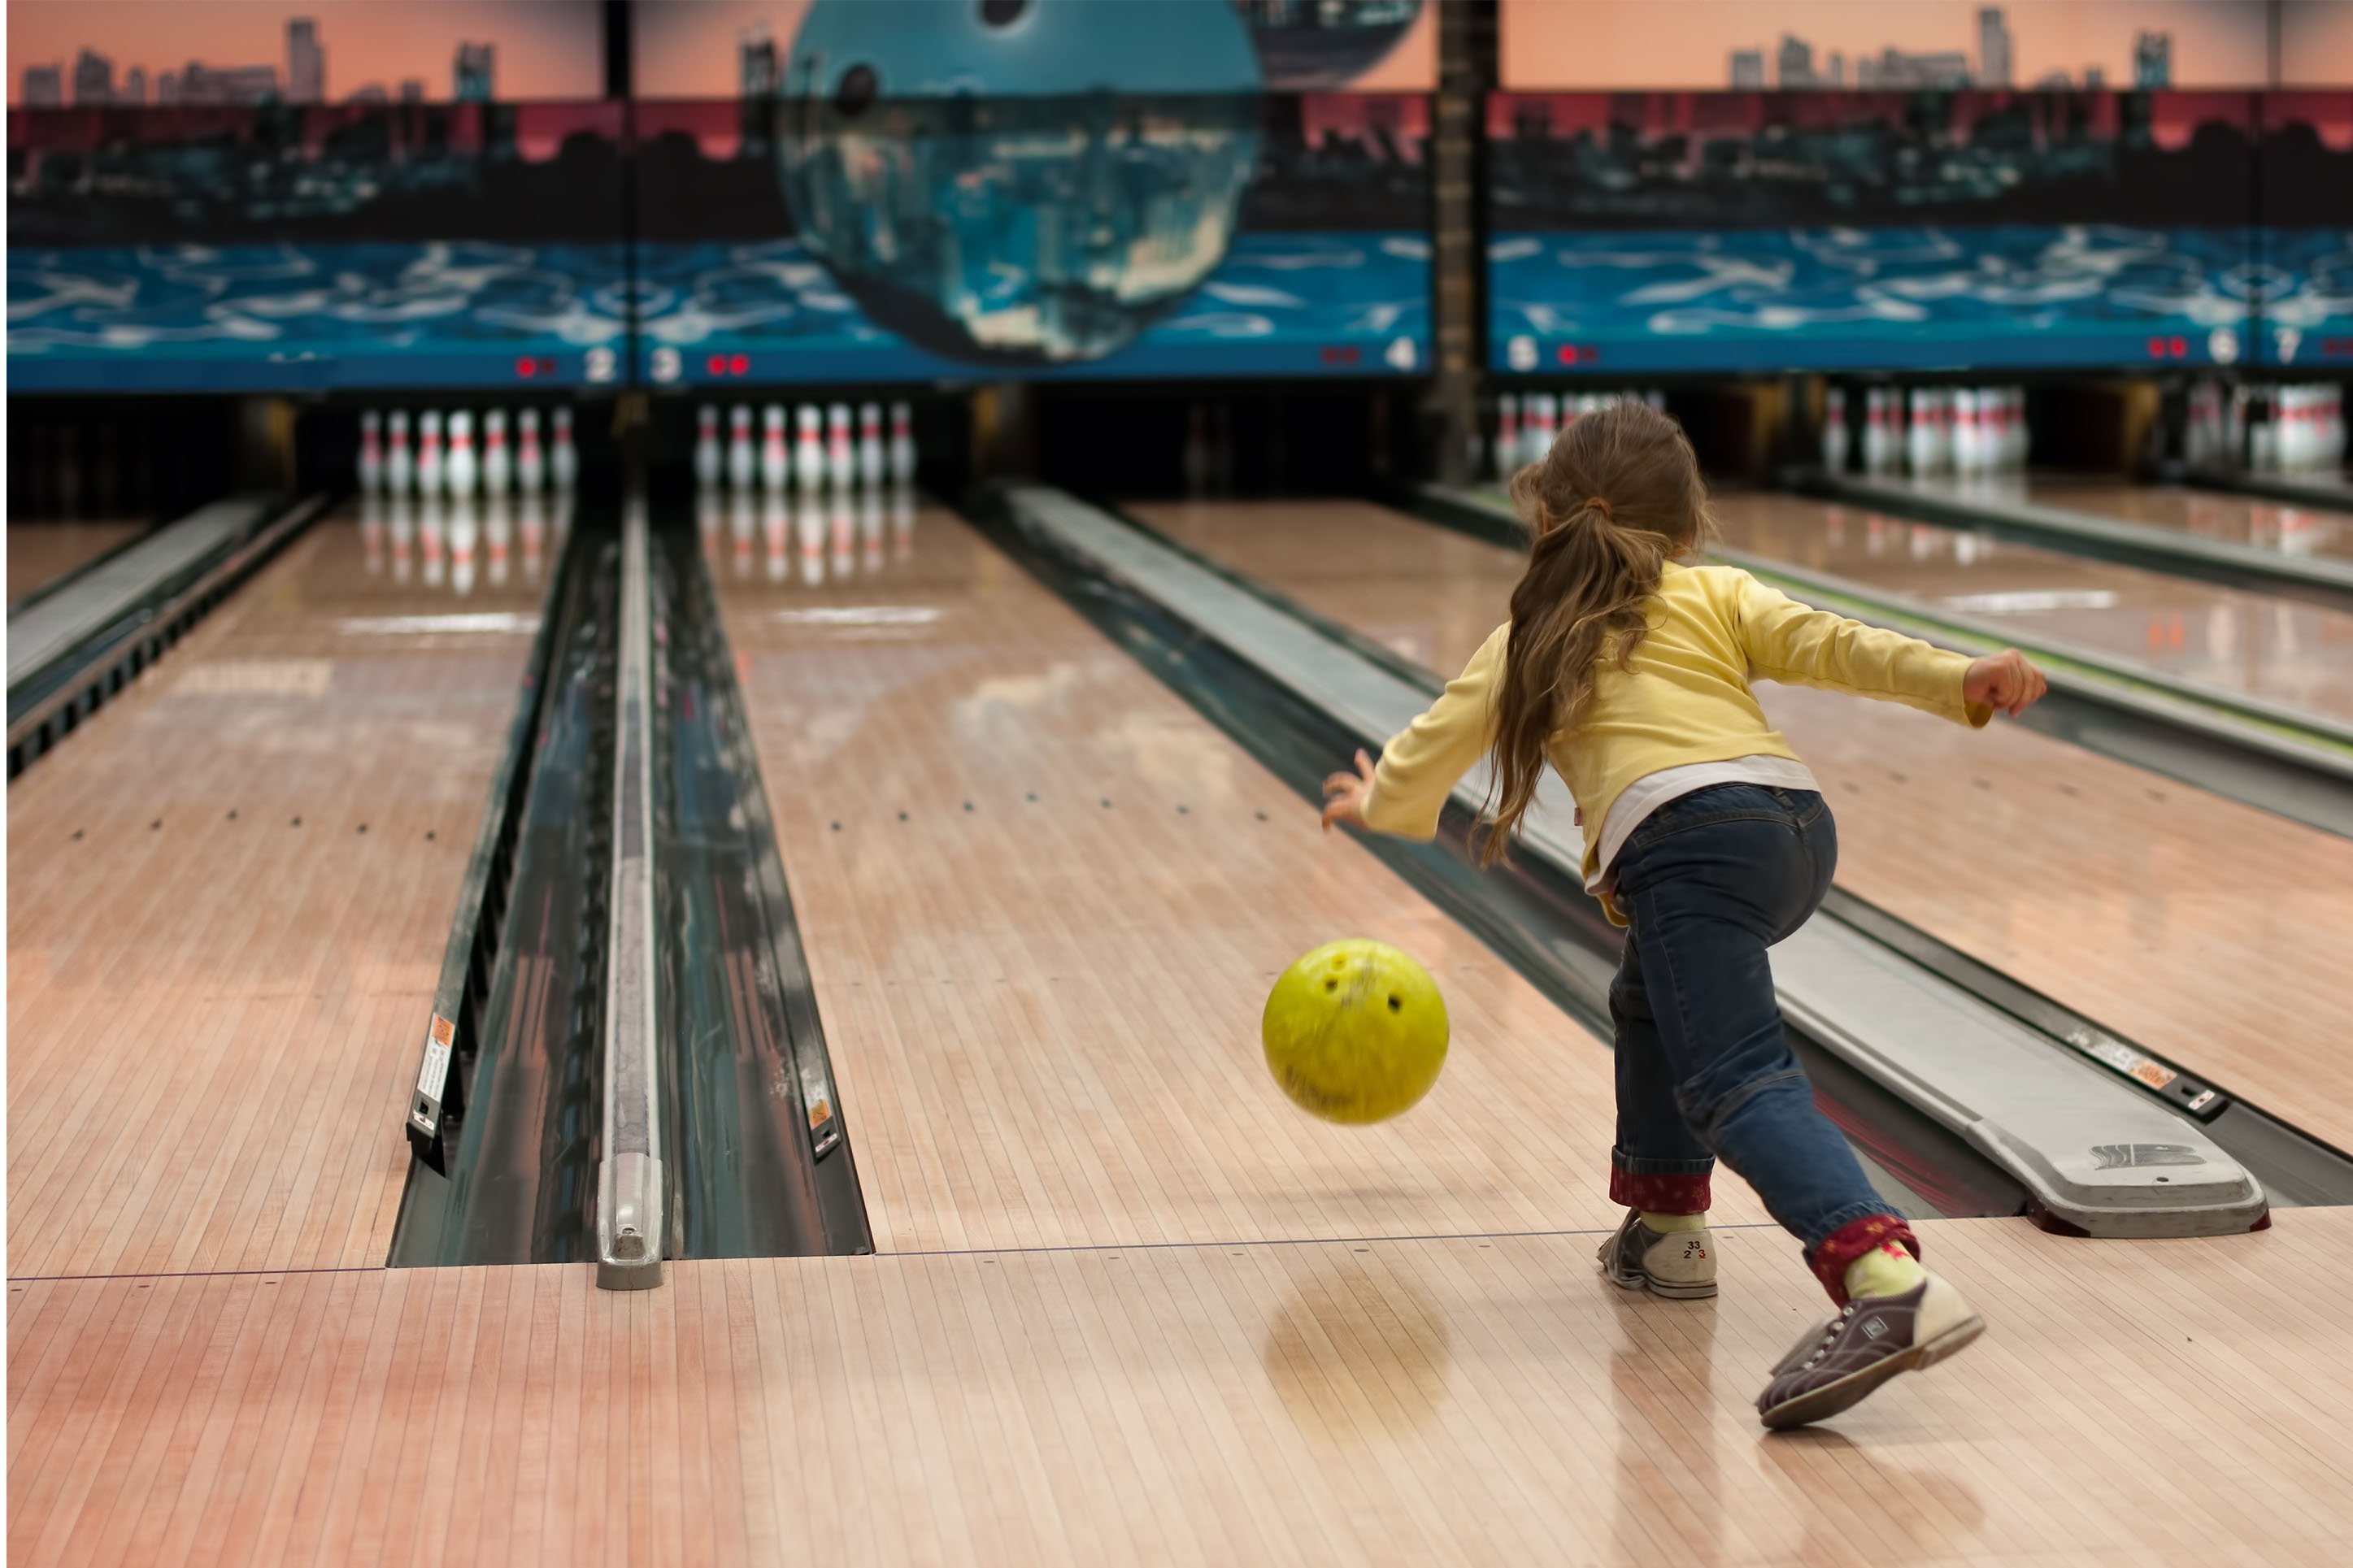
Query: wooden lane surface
1131 500 2353 1157
1715 492 2353 727
2010 478 2353 568
7 502 550 1281
704 502 1779 1256
7 522 146 607
11 1209 2353 1566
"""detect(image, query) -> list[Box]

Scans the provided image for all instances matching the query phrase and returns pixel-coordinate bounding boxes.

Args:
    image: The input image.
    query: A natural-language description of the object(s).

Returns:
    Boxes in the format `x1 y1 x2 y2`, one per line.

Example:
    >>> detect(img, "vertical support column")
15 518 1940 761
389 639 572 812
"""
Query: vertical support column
1424 0 1490 487
598 497 665 1290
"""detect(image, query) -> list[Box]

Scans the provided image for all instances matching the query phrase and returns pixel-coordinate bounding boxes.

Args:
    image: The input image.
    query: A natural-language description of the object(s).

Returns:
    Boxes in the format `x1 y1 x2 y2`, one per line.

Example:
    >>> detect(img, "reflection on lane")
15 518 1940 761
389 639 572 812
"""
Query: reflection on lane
359 490 567 597
694 484 920 590
1710 493 2353 727
1897 475 2353 566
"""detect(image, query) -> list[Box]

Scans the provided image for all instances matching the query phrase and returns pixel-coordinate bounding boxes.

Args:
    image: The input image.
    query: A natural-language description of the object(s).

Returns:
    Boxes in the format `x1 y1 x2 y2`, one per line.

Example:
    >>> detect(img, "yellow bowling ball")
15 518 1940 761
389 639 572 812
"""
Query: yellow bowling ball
1262 940 1448 1124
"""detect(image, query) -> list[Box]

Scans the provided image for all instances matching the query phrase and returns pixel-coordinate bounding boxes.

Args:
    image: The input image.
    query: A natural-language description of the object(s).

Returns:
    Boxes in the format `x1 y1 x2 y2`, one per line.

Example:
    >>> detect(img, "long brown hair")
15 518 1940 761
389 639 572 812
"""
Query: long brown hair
1481 399 1713 865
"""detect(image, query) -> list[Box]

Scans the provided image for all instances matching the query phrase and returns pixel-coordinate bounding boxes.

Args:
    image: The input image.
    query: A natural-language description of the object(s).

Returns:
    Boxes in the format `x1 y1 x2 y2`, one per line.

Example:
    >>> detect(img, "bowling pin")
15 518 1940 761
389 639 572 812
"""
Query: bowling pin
1524 393 1557 469
386 410 413 497
359 410 384 493
1905 390 1935 476
517 409 545 495
889 401 916 485
551 407 577 489
1494 394 1519 479
827 403 855 489
724 406 753 489
483 410 511 494
1820 388 1847 475
859 402 885 488
417 410 444 497
796 406 825 497
762 405 789 491
1951 389 1979 476
695 406 722 489
446 410 478 498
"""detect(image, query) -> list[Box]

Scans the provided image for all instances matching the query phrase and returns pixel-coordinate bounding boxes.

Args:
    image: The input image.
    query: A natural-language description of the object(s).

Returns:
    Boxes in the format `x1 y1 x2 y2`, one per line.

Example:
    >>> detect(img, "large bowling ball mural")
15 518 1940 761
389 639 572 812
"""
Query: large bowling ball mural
1233 0 1426 90
777 0 1264 368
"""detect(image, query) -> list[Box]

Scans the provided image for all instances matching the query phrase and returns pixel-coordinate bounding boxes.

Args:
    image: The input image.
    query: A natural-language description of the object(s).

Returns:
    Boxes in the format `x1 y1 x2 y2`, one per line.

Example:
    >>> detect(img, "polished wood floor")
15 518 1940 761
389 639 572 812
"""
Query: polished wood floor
7 506 546 1280
1710 493 2353 727
11 495 2351 1565
1133 499 2353 1157
1911 475 2353 567
707 499 1775 1253
7 521 146 606
12 1209 2352 1566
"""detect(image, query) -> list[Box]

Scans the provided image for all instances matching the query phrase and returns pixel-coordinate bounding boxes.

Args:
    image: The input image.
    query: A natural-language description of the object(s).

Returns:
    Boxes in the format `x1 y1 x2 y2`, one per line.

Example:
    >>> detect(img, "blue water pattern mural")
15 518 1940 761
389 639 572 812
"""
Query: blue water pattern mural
7 232 1429 391
632 232 1430 384
9 242 632 392
1489 226 2288 374
2254 229 2353 368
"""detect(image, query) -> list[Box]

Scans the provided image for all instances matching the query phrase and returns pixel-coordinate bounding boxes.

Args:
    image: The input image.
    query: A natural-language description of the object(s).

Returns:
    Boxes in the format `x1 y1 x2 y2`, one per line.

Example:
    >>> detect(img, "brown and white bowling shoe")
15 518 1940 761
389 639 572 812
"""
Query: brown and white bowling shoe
1756 1275 1984 1429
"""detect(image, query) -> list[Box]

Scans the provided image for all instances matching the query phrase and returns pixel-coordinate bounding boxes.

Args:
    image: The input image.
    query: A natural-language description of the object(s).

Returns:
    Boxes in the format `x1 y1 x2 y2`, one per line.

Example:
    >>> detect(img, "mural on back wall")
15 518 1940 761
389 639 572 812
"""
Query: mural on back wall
1485 0 2353 376
628 0 1432 384
1488 89 2268 374
7 1 620 391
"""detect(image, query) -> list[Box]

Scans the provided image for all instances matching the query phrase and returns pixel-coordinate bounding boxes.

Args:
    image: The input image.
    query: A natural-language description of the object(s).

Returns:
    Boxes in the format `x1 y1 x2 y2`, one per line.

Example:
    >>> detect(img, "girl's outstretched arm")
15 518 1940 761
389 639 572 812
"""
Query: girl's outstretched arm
1323 623 1508 840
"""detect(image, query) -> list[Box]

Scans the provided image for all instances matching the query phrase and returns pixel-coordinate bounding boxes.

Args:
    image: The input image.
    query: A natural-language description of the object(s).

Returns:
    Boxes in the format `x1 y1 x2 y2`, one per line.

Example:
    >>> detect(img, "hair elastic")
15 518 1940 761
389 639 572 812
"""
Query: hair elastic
1584 497 1612 521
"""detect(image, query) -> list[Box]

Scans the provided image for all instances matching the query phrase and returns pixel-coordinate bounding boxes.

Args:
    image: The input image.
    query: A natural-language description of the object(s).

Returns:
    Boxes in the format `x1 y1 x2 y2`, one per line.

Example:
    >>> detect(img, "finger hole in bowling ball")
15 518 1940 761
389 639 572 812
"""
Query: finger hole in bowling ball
978 0 1027 25
1324 979 1337 992
833 64 878 117
1388 996 1401 1011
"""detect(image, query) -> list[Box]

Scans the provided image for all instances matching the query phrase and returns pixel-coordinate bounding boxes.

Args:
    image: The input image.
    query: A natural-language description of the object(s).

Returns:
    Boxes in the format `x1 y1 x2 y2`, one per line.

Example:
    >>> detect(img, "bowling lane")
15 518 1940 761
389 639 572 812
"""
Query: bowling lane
7 492 559 1280
1901 474 2353 568
1713 493 2353 727
709 492 1783 1256
1132 499 2353 1156
7 519 146 606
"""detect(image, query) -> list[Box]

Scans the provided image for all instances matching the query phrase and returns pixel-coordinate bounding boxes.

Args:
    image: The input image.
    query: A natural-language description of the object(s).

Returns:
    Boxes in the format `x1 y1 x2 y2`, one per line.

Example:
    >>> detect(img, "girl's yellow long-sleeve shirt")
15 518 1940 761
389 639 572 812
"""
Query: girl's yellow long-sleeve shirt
1359 562 1990 910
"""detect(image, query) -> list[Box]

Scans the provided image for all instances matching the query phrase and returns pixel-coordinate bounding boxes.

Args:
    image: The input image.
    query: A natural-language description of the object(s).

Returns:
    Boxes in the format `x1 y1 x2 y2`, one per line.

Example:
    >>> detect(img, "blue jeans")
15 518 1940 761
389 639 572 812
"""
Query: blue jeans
1604 784 1905 1262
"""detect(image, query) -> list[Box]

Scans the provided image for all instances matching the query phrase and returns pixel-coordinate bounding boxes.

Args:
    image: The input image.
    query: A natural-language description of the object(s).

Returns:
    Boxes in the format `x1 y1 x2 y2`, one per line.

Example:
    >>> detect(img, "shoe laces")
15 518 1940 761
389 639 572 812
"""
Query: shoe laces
1799 1303 1861 1370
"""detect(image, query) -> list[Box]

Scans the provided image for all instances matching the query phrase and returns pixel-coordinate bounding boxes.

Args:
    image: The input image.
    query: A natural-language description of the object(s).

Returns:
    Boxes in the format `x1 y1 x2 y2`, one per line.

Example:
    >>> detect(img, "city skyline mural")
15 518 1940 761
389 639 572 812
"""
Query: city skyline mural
631 0 1436 97
8 0 606 107
1500 1 2353 92
1485 87 2289 374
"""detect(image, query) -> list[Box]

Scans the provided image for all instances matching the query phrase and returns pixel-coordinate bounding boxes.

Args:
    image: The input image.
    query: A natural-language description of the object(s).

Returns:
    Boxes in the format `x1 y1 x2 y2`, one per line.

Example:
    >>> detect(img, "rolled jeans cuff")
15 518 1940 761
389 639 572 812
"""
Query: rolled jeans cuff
1608 1147 1714 1214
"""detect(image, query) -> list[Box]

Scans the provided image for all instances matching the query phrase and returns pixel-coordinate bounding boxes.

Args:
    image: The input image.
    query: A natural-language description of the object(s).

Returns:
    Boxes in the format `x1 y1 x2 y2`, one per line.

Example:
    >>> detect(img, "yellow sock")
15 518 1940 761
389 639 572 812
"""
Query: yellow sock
1641 1210 1707 1234
1843 1242 1928 1300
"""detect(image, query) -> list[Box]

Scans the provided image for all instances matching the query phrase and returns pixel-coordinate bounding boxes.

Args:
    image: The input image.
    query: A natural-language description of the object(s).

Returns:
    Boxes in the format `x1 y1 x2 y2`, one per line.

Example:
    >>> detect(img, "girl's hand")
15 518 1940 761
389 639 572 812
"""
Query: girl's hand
1964 648 2048 718
1321 749 1376 833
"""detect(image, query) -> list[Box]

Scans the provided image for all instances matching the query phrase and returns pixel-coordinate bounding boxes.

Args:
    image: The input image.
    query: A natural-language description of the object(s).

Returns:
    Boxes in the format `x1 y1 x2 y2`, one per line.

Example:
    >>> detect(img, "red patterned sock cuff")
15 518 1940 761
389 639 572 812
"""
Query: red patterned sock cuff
1607 1166 1712 1214
1808 1214 1920 1304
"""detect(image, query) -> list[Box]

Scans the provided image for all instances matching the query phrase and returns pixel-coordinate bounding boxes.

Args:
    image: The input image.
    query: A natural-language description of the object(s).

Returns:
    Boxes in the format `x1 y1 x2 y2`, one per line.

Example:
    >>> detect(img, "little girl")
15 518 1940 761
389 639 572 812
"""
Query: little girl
1321 402 2046 1429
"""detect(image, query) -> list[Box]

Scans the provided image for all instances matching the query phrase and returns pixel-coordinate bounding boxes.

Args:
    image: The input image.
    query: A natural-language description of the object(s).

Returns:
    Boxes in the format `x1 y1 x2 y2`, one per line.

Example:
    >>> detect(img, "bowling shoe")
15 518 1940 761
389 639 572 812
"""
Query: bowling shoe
1596 1210 1716 1299
1755 1275 1983 1430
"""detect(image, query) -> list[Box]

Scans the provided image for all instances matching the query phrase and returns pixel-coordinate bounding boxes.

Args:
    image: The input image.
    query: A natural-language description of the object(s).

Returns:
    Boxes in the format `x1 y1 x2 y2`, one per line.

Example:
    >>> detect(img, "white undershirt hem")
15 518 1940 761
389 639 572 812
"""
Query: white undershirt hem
1590 757 1822 893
